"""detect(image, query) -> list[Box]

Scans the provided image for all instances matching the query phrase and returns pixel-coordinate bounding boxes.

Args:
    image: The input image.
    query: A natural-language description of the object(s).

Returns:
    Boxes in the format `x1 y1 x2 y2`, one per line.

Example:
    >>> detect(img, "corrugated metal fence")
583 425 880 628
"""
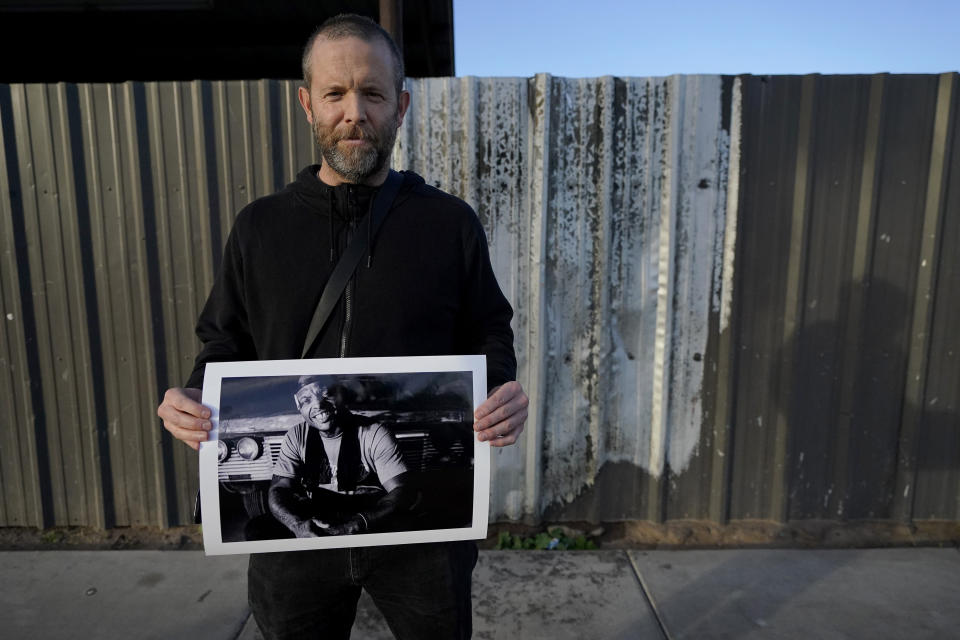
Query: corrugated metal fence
1 73 957 529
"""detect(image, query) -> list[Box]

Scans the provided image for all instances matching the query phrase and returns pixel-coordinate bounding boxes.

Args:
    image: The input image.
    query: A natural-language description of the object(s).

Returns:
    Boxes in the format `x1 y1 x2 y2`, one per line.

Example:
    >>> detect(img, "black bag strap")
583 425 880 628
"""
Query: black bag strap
300 170 404 358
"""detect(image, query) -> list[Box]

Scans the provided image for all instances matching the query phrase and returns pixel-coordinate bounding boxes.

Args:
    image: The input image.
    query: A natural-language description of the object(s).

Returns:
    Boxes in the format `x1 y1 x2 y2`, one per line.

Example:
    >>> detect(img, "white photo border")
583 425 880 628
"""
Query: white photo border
200 354 488 555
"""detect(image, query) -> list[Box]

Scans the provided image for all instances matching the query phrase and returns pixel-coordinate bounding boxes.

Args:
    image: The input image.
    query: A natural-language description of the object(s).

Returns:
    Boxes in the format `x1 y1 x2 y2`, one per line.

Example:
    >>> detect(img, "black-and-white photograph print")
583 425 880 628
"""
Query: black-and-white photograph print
198 355 489 555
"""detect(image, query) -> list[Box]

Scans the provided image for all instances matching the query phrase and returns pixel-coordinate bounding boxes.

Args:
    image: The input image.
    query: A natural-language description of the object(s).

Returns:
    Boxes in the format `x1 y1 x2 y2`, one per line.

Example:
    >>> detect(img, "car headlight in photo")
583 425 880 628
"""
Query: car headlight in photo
217 439 229 463
236 437 263 460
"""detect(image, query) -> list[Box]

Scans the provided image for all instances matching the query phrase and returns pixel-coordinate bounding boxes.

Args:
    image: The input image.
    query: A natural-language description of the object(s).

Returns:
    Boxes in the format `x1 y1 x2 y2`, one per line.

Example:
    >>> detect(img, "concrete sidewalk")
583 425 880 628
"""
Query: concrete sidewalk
1 547 958 639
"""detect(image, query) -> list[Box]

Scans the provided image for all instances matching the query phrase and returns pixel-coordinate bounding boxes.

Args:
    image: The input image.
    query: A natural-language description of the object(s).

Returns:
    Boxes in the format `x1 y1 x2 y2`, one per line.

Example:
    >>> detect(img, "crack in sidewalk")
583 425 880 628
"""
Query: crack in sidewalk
625 550 674 640
229 609 255 640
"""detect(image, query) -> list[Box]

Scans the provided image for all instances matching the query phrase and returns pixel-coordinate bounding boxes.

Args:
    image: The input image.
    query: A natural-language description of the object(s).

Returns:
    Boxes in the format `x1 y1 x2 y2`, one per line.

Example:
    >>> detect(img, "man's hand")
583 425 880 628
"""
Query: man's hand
474 380 528 447
312 515 365 536
157 387 211 450
290 519 321 538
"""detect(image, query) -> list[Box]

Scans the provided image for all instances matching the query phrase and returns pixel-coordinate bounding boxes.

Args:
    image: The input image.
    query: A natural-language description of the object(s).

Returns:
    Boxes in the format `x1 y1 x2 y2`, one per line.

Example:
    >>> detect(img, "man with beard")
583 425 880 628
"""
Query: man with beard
157 12 528 640
269 377 412 538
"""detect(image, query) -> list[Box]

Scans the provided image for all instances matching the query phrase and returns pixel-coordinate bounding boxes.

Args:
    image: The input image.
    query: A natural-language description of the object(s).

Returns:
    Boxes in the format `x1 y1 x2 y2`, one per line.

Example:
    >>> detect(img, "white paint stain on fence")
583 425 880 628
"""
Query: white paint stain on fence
397 75 733 520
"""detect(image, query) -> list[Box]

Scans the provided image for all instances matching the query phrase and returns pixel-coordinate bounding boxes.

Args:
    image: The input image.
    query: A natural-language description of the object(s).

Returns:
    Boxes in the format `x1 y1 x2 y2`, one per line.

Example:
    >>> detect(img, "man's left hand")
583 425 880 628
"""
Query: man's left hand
474 381 528 447
312 515 365 536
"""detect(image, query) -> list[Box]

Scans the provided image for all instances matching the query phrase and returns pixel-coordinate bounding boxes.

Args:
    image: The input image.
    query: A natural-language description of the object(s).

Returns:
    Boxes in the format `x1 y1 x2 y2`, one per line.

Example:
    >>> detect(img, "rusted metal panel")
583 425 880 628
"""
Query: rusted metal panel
1 74 957 530
398 75 731 524
666 75 739 523
396 76 539 520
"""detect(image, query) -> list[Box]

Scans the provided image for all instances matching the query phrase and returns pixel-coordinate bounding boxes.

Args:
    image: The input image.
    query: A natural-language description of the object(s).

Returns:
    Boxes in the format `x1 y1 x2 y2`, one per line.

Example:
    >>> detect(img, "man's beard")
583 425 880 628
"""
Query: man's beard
313 116 398 183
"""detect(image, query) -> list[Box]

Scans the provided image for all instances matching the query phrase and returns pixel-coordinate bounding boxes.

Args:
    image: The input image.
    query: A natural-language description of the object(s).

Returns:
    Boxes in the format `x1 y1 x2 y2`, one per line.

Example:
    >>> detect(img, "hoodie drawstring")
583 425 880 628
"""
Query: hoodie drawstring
323 181 378 266
366 195 375 268
327 189 334 263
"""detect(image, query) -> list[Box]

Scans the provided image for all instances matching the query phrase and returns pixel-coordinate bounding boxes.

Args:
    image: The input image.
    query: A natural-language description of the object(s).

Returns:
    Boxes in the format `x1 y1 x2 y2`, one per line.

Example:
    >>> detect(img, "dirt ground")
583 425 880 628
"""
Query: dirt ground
0 525 205 550
1 519 957 551
492 519 960 549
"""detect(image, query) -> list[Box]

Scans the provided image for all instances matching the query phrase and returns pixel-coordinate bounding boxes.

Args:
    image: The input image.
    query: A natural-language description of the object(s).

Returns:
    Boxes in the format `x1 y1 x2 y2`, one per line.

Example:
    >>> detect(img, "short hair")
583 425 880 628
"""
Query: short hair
297 375 327 390
295 378 354 406
301 13 405 98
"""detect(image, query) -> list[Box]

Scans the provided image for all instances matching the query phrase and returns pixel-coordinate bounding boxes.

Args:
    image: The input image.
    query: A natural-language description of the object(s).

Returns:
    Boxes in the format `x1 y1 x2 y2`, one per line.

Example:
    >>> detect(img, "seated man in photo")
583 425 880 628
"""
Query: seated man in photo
269 376 414 537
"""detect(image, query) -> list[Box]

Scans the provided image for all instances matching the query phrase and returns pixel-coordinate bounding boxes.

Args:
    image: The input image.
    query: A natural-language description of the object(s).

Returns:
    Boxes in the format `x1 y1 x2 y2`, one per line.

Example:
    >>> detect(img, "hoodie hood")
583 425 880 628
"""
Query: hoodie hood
286 164 424 221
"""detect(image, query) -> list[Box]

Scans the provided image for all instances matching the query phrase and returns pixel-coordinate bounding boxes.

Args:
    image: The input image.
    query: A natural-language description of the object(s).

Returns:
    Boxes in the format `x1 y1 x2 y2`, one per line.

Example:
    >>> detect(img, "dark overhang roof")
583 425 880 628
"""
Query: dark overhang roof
0 0 454 83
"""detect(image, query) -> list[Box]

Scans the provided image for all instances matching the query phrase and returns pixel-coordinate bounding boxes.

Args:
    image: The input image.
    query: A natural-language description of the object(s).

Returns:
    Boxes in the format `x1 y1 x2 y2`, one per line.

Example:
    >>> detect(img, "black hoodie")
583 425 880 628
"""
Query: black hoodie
186 165 517 390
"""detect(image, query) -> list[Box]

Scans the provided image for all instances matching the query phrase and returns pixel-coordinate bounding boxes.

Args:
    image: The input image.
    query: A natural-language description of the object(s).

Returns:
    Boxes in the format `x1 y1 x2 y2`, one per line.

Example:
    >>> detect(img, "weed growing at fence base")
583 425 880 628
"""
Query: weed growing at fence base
495 528 598 550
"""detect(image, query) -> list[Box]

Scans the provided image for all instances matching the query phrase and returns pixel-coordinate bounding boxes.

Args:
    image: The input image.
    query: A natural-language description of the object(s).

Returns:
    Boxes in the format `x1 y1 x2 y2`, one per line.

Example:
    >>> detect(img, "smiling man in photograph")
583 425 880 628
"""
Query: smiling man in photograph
156 12 528 639
268 377 412 538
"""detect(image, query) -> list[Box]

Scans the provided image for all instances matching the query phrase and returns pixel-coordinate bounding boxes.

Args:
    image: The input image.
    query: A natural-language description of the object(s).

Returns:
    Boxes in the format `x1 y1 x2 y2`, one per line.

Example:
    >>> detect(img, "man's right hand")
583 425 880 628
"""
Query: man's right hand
157 387 211 450
292 520 322 538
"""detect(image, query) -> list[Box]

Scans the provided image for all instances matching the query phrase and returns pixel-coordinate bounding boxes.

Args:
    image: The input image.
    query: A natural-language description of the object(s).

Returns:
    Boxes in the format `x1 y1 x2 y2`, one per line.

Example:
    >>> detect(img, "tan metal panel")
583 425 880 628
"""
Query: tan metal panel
210 80 240 256
278 79 319 187
80 82 163 526
46 82 106 528
77 82 127 526
9 84 63 525
0 85 45 527
145 80 204 524
9 83 99 526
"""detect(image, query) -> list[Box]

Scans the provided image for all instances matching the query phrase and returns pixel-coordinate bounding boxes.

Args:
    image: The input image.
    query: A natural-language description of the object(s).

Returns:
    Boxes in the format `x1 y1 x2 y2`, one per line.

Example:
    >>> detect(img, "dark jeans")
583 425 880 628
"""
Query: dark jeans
248 541 478 639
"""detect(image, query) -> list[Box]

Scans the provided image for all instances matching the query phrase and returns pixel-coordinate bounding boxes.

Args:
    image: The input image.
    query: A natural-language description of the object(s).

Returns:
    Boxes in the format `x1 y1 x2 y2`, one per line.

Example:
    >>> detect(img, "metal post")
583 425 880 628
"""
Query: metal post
379 0 404 56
